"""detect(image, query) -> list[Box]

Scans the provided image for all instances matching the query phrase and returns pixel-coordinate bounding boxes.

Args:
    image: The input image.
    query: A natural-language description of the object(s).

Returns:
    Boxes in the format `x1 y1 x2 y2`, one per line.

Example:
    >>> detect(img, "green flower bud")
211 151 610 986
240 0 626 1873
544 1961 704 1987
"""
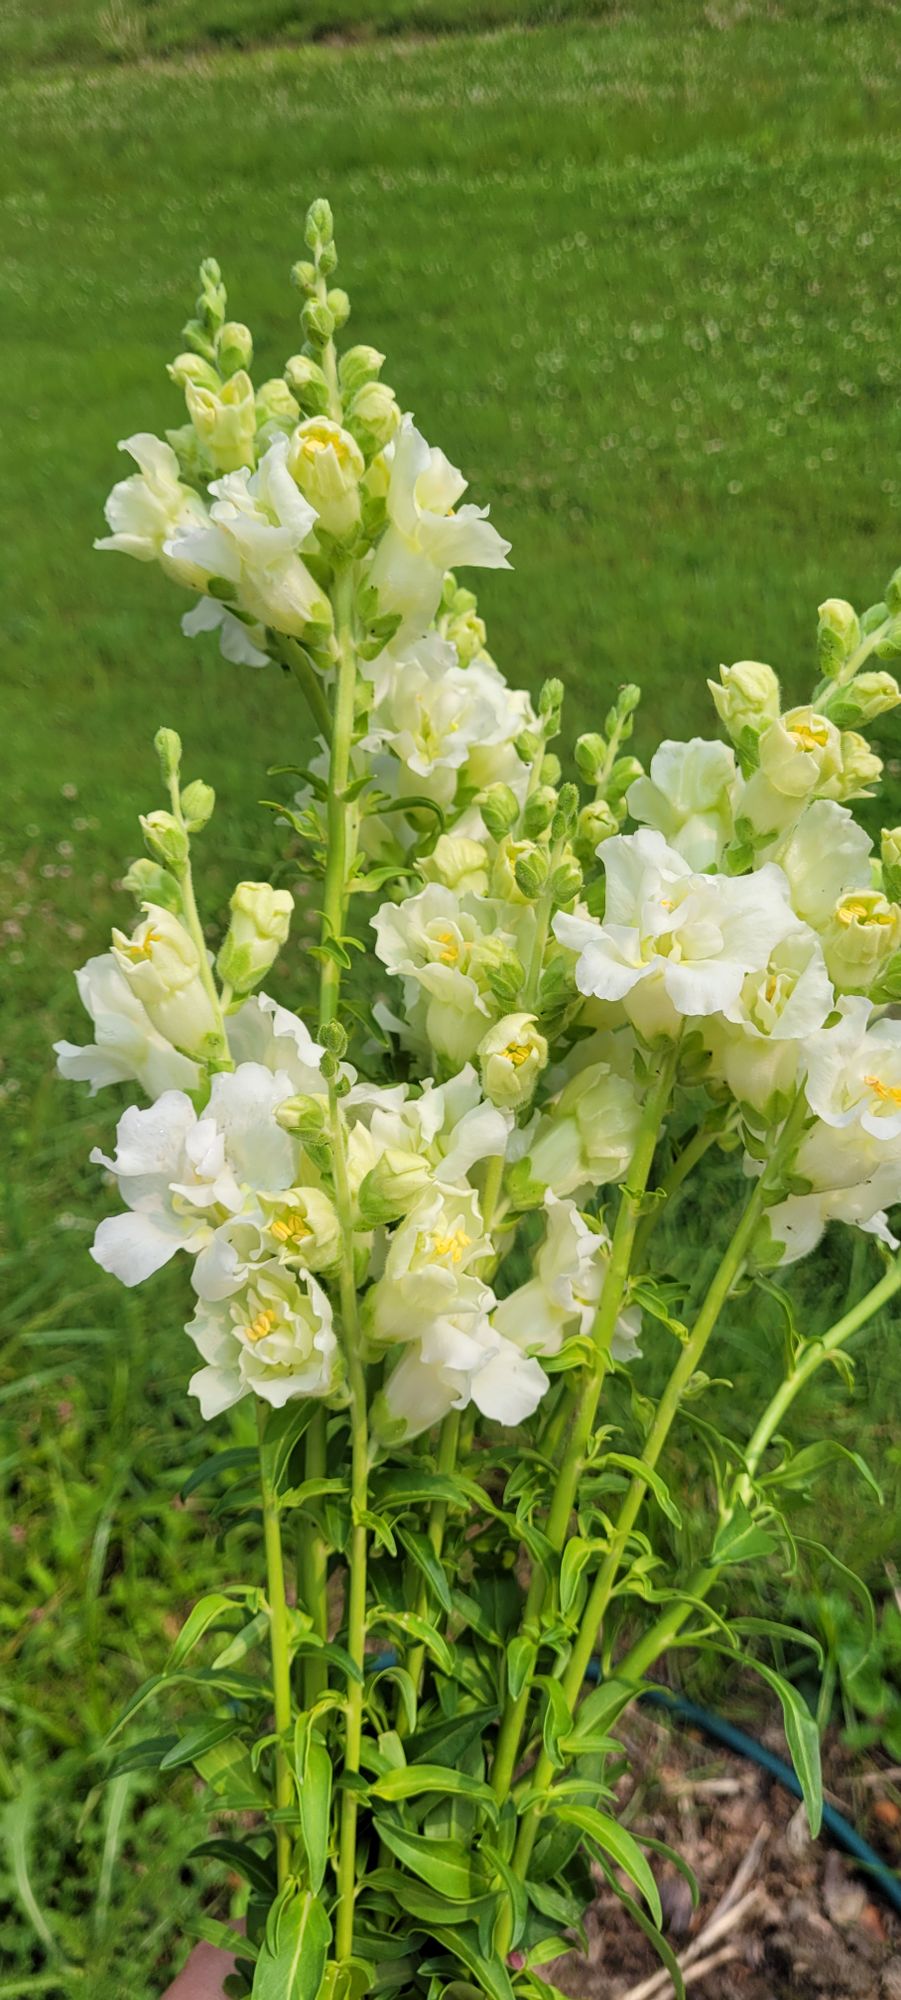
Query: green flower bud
540 753 562 787
167 352 221 393
179 779 215 832
419 833 490 897
317 240 338 279
817 598 860 680
301 298 334 347
255 378 301 433
320 1018 347 1058
358 1148 434 1227
875 617 901 662
472 935 525 1006
513 844 550 899
121 858 182 914
515 729 543 765
216 881 294 996
305 197 334 248
445 603 488 666
140 810 189 871
552 782 580 839
881 827 901 904
185 370 256 473
284 354 331 415
195 257 226 332
575 800 619 860
326 287 351 331
275 1093 328 1139
216 321 253 378
549 854 583 907
886 568 901 616
339 345 385 395
538 677 564 725
605 755 644 806
522 785 557 838
479 784 520 840
478 1012 548 1109
574 733 607 783
154 727 182 783
836 730 882 801
347 379 400 453
821 670 901 729
292 259 317 294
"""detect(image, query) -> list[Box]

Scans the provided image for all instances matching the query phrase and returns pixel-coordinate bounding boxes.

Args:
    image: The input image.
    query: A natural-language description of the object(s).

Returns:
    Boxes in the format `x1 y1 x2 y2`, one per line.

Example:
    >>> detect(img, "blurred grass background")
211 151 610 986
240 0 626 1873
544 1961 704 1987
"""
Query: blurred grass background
2 2 901 1993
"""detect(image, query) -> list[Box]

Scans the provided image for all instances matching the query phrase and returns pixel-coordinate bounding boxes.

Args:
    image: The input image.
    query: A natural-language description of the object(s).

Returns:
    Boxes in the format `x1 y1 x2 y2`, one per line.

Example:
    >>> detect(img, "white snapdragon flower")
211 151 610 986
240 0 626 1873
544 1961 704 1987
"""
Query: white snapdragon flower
187 1265 336 1418
110 903 221 1060
493 1195 641 1362
372 884 519 1064
528 1060 642 1198
95 434 211 590
756 1115 901 1265
226 992 328 1094
776 799 873 930
739 709 879 839
172 437 330 641
287 416 365 540
554 830 795 1037
374 1311 548 1442
369 418 510 644
89 1064 297 1287
705 929 834 1114
805 997 901 1141
184 369 257 474
820 890 901 995
364 639 527 809
420 834 491 898
627 738 738 871
348 1064 510 1198
181 594 271 670
191 1187 341 1303
54 952 201 1099
365 1186 492 1346
478 1013 548 1109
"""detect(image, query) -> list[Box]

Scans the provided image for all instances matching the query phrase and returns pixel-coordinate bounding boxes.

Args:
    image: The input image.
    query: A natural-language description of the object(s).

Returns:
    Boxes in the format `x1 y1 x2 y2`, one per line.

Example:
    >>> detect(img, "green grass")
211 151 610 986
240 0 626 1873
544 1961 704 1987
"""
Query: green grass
2 4 901 1992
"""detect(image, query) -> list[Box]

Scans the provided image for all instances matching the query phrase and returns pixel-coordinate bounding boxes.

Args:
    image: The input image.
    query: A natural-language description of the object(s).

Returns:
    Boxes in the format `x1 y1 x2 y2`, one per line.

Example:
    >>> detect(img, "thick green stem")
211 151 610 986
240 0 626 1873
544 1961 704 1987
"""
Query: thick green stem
631 1118 723 1271
278 634 333 742
508 1087 810 1887
490 1041 680 1805
257 1403 294 1890
298 1409 329 1706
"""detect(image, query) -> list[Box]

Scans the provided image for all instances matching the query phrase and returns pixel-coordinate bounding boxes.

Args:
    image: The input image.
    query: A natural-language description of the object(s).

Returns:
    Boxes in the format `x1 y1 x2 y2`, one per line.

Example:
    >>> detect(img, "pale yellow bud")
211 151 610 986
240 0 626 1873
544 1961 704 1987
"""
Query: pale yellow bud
287 417 365 539
217 881 294 996
111 903 219 1057
708 659 781 740
822 889 901 993
185 370 256 472
478 1012 548 1109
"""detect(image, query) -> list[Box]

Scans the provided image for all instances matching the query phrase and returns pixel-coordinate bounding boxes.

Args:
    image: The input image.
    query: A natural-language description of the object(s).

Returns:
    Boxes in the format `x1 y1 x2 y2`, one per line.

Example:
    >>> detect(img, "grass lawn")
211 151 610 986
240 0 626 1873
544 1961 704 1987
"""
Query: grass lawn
2 4 900 1993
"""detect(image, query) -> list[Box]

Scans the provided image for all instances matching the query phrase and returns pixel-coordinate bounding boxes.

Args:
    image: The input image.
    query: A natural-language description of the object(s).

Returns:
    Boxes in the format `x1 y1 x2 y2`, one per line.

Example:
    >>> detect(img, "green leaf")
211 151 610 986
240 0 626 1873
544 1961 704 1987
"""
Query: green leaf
760 1439 883 1504
252 1884 331 2000
559 1539 595 1619
601 1454 683 1528
597 1871 685 2000
506 1634 537 1703
398 1526 453 1614
296 1731 332 1896
752 1663 823 1838
364 1867 494 1929
159 1717 242 1770
373 1819 477 1902
428 1927 515 2000
553 1805 662 1926
166 1593 245 1669
408 1705 499 1768
482 1842 527 1949
370 1608 454 1676
106 1734 177 1778
371 1765 498 1821
537 1677 572 1770
105 1666 267 1745
370 1469 478 1514
261 1400 318 1493
190 1836 275 1898
180 1447 257 1500
711 1502 778 1567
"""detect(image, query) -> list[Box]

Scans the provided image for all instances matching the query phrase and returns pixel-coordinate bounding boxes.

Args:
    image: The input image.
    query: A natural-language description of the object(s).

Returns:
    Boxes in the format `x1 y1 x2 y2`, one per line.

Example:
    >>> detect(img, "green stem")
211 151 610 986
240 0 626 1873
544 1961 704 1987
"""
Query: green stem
278 634 333 742
298 1408 329 1706
631 1118 723 1271
508 1086 810 1886
257 1402 294 1890
399 1410 462 1729
490 1041 680 1806
167 774 232 1069
319 571 357 1033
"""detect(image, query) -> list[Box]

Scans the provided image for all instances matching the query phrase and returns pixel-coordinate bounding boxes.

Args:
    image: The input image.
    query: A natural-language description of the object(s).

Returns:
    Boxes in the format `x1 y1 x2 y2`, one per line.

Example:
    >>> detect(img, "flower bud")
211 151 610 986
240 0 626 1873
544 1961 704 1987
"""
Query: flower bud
515 729 543 765
179 779 216 832
817 598 860 679
513 844 550 900
326 287 351 331
881 827 901 904
822 670 901 729
185 370 256 473
419 833 490 897
111 904 220 1058
216 881 294 996
305 197 334 248
478 1012 548 1109
167 353 221 393
121 858 182 914
358 1148 434 1227
605 756 644 807
472 935 525 1006
284 354 331 416
875 616 901 662
301 298 334 347
292 259 317 295
262 1188 340 1271
822 889 901 993
320 1018 348 1058
522 786 557 838
575 800 618 860
287 417 365 539
339 345 385 395
538 677 564 727
758 707 842 799
446 604 488 667
216 321 253 378
836 730 882 801
275 1093 327 1139
154 727 182 783
549 853 583 907
139 810 189 871
255 378 301 433
708 660 781 740
886 568 901 616
479 784 520 840
346 380 400 452
574 732 607 784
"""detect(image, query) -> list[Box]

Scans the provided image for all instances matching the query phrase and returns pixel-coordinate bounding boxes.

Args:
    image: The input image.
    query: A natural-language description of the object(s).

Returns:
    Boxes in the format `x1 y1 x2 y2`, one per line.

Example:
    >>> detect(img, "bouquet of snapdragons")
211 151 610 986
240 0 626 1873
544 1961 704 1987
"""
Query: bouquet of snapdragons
58 197 901 1998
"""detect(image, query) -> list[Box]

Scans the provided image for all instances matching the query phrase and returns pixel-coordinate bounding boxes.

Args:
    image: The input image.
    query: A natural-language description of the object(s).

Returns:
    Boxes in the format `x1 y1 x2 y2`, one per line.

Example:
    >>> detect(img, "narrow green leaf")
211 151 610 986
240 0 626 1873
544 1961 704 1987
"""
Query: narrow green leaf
506 1634 537 1703
373 1819 476 1902
159 1717 242 1770
537 1677 572 1770
559 1538 595 1619
398 1527 453 1614
371 1765 498 1821
252 1884 330 1999
553 1805 661 1926
364 1867 494 1929
408 1705 499 1768
105 1734 176 1778
166 1593 243 1670
429 1927 515 2000
370 1608 454 1676
297 1733 332 1896
760 1439 883 1504
180 1447 257 1500
711 1502 778 1567
601 1454 683 1528
189 1836 275 1898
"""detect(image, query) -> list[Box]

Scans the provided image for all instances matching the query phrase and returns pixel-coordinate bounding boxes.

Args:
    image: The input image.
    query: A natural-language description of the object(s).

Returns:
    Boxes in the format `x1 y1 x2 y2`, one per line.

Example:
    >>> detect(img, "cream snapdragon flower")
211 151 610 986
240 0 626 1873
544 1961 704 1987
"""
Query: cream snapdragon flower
369 418 510 644
95 433 212 590
187 1264 336 1418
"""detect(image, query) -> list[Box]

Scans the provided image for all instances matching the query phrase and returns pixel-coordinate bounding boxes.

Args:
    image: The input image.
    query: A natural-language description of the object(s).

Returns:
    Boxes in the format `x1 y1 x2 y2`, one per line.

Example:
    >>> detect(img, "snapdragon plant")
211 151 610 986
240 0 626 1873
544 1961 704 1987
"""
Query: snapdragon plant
58 198 901 1999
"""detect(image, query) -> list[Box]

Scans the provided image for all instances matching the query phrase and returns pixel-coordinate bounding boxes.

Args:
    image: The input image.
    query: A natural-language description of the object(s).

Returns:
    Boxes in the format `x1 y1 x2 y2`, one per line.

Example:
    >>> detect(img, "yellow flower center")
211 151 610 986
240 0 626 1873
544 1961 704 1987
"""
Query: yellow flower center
864 1074 901 1107
270 1213 313 1246
503 1041 533 1067
790 720 829 753
122 927 161 961
764 974 779 1003
837 898 894 928
302 422 355 467
433 926 461 966
431 1226 470 1265
245 1308 278 1343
